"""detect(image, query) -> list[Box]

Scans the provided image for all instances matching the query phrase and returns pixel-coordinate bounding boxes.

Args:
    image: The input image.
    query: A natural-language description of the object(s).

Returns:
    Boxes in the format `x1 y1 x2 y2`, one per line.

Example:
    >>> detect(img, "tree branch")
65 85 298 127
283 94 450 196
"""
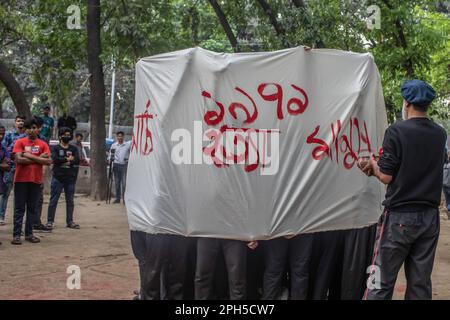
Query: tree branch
1 38 18 47
382 0 414 77
100 7 115 28
207 0 239 52
256 0 290 47
0 60 31 117
120 0 140 58
291 0 306 8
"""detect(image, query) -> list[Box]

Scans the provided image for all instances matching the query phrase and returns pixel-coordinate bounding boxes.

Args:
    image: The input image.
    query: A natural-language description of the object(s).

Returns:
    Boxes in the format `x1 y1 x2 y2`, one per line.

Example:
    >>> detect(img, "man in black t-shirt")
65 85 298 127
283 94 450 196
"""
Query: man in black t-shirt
46 127 80 230
358 79 446 300
57 113 77 133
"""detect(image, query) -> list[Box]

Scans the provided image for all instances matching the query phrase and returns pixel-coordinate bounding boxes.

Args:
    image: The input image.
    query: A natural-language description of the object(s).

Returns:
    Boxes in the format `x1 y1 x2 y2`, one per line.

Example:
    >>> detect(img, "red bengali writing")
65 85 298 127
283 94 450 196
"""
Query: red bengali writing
131 99 156 155
201 83 308 172
202 125 279 172
202 82 309 126
306 118 372 170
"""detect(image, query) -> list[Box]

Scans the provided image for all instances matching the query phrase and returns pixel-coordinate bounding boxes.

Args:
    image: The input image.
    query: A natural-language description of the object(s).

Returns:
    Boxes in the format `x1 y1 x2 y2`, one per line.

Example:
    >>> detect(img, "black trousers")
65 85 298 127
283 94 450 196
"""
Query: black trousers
130 230 147 295
339 224 377 300
195 238 247 300
247 244 264 299
308 230 345 300
181 237 197 299
141 234 188 300
306 225 378 300
13 182 41 237
262 234 314 300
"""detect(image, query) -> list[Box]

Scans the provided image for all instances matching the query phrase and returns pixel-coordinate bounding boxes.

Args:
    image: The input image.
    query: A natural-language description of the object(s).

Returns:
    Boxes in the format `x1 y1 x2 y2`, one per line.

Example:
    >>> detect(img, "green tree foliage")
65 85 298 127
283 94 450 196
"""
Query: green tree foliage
364 0 449 121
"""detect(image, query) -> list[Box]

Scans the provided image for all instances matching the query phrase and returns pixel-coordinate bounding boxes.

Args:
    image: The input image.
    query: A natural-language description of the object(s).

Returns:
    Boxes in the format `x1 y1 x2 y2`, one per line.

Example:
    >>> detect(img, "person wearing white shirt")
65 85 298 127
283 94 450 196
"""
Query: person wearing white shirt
109 131 131 204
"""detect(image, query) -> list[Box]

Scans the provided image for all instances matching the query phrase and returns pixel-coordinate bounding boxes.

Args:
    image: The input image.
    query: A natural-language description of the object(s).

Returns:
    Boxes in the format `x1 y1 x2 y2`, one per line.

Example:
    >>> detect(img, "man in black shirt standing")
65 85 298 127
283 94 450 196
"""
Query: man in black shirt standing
57 113 77 133
358 79 446 300
46 127 80 230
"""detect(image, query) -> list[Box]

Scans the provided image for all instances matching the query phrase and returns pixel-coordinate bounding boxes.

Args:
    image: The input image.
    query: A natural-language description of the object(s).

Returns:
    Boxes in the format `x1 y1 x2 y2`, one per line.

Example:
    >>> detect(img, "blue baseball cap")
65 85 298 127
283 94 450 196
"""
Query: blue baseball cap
401 79 436 107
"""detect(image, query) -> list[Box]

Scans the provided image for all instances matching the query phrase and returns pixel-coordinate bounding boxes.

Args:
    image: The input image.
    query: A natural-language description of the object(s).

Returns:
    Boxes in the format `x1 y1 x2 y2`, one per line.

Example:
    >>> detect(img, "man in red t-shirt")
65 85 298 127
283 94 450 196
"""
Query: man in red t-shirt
11 117 52 245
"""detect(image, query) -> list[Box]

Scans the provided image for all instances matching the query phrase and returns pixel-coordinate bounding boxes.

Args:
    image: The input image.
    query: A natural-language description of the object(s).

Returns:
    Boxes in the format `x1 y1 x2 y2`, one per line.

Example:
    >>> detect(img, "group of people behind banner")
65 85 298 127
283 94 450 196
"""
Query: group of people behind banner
130 226 377 300
130 79 447 300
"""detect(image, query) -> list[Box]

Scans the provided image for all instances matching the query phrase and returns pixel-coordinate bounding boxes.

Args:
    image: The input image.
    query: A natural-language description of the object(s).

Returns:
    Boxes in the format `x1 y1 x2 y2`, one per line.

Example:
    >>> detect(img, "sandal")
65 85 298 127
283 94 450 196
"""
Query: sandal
25 235 41 243
67 222 80 229
11 237 22 245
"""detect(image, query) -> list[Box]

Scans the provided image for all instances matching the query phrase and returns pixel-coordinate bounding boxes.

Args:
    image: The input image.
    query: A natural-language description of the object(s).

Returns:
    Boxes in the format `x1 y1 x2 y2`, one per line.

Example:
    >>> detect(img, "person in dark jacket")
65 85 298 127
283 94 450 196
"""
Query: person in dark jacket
57 113 77 133
46 127 80 229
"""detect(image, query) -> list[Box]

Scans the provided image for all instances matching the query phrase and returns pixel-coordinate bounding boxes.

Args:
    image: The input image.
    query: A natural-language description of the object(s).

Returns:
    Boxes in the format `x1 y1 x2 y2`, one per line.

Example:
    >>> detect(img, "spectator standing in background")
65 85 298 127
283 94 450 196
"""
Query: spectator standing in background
57 113 77 133
70 133 87 166
442 138 450 218
0 125 10 243
109 131 131 204
46 127 80 230
11 117 52 245
0 115 26 226
40 105 55 142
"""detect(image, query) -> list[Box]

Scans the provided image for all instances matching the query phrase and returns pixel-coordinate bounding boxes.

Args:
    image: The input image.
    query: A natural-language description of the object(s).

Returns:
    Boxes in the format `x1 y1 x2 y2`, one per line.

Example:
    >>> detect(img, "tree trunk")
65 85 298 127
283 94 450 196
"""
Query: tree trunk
0 60 31 117
207 0 239 52
87 0 108 200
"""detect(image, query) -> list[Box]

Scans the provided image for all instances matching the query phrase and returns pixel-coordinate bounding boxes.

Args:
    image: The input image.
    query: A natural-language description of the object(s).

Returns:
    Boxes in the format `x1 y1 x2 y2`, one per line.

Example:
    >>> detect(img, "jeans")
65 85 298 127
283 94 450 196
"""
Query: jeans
13 182 41 237
47 177 76 225
33 184 44 226
365 208 440 300
113 163 127 201
0 174 14 221
443 185 450 210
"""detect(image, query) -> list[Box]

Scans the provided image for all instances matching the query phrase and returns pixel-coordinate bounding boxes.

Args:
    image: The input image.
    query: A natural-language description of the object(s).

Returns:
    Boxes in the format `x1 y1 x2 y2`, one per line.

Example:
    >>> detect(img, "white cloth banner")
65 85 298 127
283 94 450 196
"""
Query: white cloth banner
125 46 388 240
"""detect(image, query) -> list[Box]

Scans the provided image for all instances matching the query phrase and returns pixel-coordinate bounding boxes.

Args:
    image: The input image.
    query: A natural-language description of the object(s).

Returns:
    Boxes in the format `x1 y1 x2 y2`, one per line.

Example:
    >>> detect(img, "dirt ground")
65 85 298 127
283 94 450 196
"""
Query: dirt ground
0 195 138 300
0 195 449 300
